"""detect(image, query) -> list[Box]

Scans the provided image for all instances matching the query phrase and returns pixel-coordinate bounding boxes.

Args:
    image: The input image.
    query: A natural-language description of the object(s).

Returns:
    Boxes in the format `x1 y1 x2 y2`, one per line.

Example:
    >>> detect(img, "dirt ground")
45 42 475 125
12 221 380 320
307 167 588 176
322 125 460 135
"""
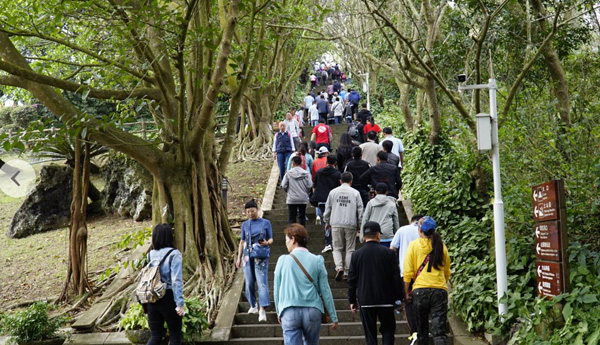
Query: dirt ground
0 158 272 310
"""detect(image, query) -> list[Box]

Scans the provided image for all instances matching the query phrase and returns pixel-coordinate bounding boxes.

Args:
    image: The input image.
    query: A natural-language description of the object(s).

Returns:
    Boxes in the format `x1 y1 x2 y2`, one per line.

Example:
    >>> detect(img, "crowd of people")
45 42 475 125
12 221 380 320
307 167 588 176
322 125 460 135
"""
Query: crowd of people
231 80 453 345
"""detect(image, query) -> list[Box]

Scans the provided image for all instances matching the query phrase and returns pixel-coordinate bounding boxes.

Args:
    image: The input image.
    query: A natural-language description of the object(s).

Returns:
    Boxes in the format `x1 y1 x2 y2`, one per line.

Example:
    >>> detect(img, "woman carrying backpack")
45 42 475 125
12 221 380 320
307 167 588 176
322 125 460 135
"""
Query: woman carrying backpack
403 217 451 345
146 224 184 345
236 199 274 322
286 142 314 178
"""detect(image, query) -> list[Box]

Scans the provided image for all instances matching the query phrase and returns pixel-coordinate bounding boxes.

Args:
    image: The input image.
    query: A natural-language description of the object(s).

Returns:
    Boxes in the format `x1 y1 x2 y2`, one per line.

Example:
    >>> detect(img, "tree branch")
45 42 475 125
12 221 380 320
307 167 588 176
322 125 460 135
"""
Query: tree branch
0 59 163 101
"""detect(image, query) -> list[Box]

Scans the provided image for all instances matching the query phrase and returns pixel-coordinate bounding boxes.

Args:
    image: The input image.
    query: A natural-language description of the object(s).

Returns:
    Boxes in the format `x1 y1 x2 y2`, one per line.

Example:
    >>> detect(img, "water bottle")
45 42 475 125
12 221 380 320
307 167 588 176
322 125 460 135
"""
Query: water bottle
394 300 402 315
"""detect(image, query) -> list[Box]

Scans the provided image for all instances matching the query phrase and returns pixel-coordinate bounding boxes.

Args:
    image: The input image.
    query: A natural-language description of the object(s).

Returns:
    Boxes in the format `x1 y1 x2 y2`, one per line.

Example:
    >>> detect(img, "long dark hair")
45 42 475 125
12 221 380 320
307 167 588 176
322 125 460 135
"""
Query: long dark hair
426 231 445 270
152 224 174 250
339 133 354 147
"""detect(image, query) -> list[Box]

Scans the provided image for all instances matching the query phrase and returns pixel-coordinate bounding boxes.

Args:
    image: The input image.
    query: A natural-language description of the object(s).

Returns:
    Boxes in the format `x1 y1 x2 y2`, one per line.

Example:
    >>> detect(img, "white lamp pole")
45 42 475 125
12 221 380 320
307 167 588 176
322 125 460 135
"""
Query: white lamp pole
459 76 508 319
358 71 370 110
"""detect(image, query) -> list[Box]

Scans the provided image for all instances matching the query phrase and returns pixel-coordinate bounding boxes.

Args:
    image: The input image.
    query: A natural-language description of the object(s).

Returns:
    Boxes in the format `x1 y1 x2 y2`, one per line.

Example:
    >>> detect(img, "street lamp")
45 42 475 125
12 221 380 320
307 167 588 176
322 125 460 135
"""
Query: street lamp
458 71 508 319
221 176 229 208
358 71 370 110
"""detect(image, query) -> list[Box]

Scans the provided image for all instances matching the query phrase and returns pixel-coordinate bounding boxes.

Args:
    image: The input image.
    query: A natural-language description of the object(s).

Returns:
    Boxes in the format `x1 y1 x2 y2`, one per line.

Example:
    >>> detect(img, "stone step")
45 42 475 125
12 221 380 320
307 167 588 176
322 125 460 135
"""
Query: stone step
233 310 406 324
231 321 410 338
238 299 351 313
243 286 347 300
214 335 451 345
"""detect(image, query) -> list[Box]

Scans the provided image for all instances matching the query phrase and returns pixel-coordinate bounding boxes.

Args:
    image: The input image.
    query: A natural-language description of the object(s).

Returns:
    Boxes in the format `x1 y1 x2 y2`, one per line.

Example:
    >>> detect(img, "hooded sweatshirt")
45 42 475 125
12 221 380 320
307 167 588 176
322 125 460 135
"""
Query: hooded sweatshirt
323 183 363 229
281 166 313 205
310 166 341 205
403 237 451 291
360 194 399 242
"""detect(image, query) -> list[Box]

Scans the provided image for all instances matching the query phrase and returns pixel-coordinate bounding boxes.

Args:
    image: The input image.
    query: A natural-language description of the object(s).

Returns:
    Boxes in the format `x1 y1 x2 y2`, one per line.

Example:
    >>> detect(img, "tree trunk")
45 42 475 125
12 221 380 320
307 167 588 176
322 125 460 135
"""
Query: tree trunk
425 75 441 145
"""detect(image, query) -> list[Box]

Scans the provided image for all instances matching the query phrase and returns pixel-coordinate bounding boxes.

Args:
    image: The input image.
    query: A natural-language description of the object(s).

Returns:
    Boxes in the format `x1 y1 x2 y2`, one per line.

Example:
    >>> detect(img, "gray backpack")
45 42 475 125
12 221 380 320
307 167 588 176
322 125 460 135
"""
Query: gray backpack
135 248 175 304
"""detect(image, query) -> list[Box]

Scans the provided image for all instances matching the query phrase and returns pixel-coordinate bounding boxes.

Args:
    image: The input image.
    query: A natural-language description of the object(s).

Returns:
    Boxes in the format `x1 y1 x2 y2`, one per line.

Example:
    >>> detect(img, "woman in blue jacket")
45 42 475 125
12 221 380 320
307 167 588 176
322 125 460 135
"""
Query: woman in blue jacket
274 224 338 344
147 224 184 345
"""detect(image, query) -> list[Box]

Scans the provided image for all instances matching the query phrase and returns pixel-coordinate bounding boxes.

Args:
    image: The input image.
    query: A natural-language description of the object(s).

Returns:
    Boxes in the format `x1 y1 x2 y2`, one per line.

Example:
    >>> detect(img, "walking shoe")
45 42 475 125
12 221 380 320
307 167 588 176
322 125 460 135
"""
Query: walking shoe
247 306 259 314
321 244 332 253
343 274 348 280
335 269 344 281
315 215 321 225
258 308 267 322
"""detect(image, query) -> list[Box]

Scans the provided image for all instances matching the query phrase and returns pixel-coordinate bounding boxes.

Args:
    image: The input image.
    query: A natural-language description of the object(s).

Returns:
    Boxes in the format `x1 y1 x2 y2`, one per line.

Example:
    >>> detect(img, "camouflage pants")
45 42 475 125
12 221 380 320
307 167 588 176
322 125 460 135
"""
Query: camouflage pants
412 288 448 345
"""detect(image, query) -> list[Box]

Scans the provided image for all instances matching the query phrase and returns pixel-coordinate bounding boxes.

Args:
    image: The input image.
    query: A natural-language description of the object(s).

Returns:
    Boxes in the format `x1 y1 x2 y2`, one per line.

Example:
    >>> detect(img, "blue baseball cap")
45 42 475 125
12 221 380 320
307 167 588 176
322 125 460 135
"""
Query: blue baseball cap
420 216 437 234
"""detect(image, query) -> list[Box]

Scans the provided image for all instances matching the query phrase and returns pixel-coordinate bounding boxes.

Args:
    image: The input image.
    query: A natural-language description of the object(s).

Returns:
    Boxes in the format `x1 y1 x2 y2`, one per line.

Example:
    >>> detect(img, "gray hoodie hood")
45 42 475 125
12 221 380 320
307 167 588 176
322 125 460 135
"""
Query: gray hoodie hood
281 167 312 205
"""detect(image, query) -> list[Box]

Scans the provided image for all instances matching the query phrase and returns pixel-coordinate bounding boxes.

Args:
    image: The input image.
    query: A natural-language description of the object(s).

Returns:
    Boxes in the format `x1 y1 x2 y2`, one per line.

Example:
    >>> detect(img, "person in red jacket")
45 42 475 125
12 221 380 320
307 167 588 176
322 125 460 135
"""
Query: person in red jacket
310 119 333 151
363 116 381 137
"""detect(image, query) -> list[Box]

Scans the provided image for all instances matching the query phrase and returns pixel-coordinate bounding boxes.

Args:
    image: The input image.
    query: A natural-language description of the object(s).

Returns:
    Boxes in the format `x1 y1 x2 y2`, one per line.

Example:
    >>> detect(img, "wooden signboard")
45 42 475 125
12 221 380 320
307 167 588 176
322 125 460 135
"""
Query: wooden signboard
534 221 561 261
532 181 559 222
532 180 569 299
536 261 564 297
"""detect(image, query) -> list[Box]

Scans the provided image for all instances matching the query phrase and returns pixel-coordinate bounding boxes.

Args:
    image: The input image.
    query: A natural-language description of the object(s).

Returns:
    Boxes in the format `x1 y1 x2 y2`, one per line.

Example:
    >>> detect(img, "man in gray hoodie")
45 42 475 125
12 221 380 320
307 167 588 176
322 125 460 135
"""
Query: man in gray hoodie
324 172 363 280
360 183 400 247
281 156 313 226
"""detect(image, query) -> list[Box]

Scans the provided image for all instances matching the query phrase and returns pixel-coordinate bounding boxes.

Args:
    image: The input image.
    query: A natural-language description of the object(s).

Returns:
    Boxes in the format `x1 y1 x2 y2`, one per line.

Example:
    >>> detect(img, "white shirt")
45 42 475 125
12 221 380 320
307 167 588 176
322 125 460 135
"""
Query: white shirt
390 222 420 277
303 95 314 109
332 101 344 117
283 119 300 138
309 104 320 121
380 135 404 167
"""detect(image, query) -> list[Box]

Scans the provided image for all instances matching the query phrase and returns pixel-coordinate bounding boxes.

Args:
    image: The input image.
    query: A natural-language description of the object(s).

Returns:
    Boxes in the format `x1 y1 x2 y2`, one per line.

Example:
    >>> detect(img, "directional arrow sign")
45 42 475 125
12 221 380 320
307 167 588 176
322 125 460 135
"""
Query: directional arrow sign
533 190 539 201
538 282 543 294
536 261 563 298
534 221 561 261
536 243 541 255
532 181 559 221
537 265 542 277
535 226 541 238
0 159 36 198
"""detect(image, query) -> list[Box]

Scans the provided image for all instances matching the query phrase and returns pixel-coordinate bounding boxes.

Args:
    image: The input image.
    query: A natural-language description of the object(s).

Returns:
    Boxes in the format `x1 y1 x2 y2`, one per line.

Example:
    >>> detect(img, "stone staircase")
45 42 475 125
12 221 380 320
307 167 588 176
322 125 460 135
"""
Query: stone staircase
217 184 435 344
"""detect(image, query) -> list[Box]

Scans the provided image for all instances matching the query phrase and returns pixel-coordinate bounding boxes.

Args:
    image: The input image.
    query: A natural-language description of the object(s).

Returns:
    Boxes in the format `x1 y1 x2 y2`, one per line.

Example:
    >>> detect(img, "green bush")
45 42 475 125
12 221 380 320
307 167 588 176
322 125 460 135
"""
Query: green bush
118 303 148 331
1 302 65 342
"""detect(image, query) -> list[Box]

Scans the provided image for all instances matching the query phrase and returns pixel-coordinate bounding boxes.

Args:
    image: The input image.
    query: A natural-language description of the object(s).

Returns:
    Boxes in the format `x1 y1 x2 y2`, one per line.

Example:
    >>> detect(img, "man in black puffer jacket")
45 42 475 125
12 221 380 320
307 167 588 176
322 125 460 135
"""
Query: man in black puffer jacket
310 155 341 253
359 151 401 199
348 221 402 345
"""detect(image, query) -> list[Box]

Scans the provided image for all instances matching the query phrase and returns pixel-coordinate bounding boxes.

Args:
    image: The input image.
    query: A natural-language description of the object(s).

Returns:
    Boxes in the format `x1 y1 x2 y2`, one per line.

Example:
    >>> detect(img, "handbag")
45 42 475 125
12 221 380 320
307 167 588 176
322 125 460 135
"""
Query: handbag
246 220 270 259
290 254 332 324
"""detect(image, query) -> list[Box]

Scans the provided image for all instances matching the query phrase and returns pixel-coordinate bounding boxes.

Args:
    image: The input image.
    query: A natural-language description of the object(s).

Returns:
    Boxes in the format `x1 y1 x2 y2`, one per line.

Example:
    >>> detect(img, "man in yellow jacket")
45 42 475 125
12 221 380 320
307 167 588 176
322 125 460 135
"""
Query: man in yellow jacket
403 216 451 345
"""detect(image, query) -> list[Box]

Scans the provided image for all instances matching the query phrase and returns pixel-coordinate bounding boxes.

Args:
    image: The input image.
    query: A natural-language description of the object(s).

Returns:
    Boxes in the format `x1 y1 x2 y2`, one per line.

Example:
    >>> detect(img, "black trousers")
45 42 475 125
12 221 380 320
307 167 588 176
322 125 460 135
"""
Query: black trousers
359 306 396 345
147 290 182 345
288 204 307 226
413 288 448 345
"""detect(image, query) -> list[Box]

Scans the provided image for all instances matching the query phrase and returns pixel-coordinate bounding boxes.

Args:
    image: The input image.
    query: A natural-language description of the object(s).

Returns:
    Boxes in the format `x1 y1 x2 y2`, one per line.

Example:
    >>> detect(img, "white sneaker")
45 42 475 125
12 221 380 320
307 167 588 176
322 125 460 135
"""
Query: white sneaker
315 215 321 225
321 244 332 253
258 308 267 322
247 306 259 314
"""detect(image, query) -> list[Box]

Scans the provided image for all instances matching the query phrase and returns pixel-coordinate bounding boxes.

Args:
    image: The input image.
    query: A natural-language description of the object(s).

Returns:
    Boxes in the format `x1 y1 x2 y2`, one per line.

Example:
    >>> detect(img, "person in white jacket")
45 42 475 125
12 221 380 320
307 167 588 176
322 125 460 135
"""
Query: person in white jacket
323 172 363 281
281 156 313 226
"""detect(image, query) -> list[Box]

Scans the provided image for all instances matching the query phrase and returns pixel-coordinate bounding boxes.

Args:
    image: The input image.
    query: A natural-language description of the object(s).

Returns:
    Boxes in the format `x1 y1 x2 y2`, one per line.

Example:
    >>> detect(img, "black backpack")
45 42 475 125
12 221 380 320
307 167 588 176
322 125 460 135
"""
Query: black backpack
348 123 360 139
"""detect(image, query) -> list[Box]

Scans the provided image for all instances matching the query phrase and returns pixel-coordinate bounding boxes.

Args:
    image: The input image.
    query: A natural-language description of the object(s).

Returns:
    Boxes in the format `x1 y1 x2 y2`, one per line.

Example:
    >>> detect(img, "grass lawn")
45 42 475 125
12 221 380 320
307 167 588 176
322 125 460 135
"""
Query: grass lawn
0 158 271 310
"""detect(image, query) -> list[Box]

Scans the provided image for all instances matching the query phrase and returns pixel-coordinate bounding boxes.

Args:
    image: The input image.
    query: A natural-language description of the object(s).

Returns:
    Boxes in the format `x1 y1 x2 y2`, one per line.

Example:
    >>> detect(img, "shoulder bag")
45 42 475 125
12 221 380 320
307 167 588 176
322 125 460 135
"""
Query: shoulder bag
290 253 332 324
408 253 431 293
246 219 270 260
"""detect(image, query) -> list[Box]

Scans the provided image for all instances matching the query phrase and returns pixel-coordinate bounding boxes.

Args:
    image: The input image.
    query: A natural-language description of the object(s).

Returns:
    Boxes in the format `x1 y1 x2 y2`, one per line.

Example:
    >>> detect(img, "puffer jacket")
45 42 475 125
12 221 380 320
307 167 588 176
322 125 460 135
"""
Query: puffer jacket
361 194 399 242
281 166 313 204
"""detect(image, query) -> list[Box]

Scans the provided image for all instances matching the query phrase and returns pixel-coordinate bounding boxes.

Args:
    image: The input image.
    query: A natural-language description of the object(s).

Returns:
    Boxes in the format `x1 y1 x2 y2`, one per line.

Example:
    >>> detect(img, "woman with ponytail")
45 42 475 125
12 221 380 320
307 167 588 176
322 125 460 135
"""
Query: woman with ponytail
402 216 451 345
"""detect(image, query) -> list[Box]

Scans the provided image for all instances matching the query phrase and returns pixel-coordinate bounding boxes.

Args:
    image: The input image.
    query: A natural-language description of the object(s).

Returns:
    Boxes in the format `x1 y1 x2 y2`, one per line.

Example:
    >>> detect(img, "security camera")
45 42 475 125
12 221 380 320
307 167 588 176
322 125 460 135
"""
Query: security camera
457 74 467 83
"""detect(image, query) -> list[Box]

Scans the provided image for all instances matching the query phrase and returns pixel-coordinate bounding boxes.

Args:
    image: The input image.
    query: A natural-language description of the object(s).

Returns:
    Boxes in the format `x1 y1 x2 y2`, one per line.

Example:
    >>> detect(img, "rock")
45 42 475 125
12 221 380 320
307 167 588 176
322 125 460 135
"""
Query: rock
7 165 73 238
101 154 153 221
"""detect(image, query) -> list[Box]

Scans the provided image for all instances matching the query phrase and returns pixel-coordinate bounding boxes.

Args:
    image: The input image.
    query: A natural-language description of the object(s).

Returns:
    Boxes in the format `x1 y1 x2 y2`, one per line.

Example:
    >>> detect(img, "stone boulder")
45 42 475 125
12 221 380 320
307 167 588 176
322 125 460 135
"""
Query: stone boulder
7 165 73 238
101 154 153 221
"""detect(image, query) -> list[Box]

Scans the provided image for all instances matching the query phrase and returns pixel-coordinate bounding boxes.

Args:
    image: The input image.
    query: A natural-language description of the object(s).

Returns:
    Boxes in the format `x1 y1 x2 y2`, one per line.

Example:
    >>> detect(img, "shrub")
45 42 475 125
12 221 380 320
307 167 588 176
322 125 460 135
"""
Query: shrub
118 303 148 331
1 302 65 342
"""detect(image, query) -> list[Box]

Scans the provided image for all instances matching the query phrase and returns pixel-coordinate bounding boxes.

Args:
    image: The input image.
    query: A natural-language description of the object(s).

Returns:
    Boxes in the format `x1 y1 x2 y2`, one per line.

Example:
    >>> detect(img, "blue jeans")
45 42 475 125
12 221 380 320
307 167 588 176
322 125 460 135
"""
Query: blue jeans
280 307 322 345
311 120 319 126
277 152 292 181
334 116 342 124
317 204 332 246
243 257 270 308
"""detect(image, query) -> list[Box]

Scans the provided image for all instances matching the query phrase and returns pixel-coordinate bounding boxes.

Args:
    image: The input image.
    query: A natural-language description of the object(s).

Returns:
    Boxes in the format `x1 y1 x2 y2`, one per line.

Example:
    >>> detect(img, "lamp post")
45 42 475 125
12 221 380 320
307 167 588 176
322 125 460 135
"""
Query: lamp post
358 71 370 110
221 176 229 208
459 75 508 319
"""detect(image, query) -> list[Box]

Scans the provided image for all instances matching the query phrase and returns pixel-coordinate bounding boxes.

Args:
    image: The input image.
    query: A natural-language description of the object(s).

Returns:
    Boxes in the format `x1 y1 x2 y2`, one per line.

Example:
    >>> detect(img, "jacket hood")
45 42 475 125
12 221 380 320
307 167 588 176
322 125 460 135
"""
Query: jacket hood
287 166 309 179
370 194 396 207
417 237 432 252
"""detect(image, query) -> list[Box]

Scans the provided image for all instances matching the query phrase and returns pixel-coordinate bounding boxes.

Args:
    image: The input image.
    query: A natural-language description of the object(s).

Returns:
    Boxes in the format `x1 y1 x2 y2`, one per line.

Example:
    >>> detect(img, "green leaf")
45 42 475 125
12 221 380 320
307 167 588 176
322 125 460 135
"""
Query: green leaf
562 302 572 321
581 294 598 304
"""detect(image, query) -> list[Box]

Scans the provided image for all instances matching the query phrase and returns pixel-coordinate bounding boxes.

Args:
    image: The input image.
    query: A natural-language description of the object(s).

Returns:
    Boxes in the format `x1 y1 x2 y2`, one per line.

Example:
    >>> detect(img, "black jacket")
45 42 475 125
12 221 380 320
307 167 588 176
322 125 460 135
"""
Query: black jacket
310 166 341 205
358 162 402 199
336 145 354 172
357 109 372 125
344 158 370 191
347 241 402 305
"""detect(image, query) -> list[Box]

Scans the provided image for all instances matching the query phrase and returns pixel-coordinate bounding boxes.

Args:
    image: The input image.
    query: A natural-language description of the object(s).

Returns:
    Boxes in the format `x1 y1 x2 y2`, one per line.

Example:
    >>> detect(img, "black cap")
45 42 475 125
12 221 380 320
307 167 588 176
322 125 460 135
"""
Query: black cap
375 182 388 193
363 221 381 235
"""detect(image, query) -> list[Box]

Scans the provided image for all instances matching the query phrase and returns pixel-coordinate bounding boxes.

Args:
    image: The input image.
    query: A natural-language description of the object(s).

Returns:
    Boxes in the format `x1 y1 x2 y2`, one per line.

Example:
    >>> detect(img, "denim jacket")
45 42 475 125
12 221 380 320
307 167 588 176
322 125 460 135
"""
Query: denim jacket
148 247 184 307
